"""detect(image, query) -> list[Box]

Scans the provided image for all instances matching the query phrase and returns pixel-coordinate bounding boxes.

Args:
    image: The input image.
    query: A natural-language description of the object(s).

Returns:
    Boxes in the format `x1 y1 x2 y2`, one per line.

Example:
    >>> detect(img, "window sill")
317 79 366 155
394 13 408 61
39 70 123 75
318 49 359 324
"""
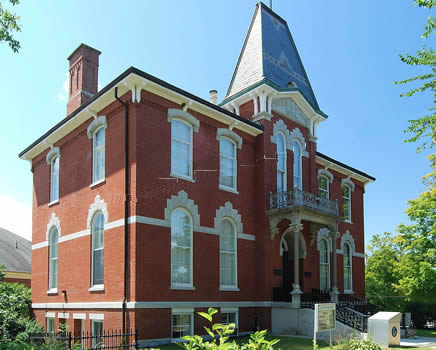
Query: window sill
90 178 106 188
48 199 59 207
219 185 239 194
170 173 195 183
219 286 240 292
89 285 105 292
170 284 196 291
47 288 58 295
344 290 354 294
343 220 353 224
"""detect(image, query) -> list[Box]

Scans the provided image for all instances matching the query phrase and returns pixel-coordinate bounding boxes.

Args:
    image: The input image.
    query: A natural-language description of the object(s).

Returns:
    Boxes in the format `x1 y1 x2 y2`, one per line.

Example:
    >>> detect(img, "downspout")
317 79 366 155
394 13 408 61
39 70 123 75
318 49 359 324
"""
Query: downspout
115 87 129 334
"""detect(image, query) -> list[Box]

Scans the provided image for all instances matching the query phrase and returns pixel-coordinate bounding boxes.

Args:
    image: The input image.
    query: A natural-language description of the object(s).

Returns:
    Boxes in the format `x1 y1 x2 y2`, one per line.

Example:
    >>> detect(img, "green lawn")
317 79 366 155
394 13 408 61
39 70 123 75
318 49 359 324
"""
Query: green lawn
416 329 436 338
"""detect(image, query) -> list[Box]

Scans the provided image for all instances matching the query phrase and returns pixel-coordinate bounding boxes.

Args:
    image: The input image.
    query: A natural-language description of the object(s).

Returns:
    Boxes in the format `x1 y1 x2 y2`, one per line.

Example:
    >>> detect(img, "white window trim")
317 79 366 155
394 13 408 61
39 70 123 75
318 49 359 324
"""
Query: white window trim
48 227 59 291
171 310 194 339
342 183 352 223
91 125 106 184
219 136 238 192
167 109 200 132
170 118 194 181
216 128 243 149
46 312 56 318
318 175 329 199
170 208 194 289
48 153 60 204
343 241 353 294
219 218 238 290
319 237 330 291
73 313 86 320
89 313 104 320
58 312 69 319
87 195 109 229
292 140 303 190
276 132 287 193
91 211 105 288
289 127 309 158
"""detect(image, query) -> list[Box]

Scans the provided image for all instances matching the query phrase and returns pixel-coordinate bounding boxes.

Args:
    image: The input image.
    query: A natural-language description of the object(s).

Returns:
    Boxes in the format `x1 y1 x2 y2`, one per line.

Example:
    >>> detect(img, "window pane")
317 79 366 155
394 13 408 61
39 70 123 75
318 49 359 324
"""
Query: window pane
51 157 59 201
93 249 104 285
172 314 192 338
219 156 235 188
172 121 191 142
95 128 105 146
220 253 235 285
343 185 350 198
220 138 235 158
50 258 57 289
277 172 283 193
320 239 328 263
92 213 104 286
343 199 350 220
171 139 190 176
171 210 192 284
320 265 329 290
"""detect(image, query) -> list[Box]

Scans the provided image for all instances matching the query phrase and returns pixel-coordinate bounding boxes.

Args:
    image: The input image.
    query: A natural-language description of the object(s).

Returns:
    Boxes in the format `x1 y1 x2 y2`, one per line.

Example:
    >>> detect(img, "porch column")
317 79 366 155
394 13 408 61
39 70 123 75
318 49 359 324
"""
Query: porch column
289 223 303 308
329 231 341 303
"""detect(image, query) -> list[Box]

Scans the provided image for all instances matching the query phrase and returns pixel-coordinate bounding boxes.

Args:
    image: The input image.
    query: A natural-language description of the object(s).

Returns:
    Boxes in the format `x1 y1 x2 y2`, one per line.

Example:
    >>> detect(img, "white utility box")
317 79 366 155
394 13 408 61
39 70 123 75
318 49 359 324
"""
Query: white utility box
368 312 402 348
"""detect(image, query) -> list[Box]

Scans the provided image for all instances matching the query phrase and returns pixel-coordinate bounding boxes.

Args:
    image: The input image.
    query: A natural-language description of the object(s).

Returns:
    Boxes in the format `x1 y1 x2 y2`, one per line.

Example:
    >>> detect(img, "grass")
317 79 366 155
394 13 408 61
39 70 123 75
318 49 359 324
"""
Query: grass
416 329 436 338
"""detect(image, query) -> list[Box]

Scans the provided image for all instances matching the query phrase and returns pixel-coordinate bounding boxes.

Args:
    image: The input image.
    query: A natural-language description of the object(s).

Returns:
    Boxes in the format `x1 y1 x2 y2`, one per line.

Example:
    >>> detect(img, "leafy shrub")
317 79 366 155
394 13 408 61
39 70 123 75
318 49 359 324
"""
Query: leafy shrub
178 308 279 350
333 336 382 350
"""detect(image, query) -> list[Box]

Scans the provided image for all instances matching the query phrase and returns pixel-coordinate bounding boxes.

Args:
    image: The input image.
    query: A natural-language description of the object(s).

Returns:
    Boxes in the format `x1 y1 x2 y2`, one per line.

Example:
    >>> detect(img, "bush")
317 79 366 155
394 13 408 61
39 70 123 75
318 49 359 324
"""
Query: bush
178 308 279 350
333 336 382 350
404 302 436 329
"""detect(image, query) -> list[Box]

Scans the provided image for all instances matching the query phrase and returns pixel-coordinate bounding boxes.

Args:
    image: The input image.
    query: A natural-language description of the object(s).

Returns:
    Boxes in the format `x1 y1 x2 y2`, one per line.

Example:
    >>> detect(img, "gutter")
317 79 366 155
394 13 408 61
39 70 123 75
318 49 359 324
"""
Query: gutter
115 87 129 334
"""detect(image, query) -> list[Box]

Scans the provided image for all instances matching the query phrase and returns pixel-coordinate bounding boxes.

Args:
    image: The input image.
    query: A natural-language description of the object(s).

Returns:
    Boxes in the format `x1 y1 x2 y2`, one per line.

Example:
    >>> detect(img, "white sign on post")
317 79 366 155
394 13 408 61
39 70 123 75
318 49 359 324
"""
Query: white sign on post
314 303 336 348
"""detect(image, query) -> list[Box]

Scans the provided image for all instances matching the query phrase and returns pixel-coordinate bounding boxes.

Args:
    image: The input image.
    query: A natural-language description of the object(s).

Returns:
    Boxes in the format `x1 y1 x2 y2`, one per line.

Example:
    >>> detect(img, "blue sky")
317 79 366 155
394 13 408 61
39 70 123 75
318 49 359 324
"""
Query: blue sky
0 1 433 244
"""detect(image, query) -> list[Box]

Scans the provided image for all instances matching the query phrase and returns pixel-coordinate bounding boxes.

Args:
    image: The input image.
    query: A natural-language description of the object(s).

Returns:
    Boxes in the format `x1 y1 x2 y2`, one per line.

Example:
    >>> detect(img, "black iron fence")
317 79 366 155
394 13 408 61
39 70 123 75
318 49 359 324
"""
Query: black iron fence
26 329 137 349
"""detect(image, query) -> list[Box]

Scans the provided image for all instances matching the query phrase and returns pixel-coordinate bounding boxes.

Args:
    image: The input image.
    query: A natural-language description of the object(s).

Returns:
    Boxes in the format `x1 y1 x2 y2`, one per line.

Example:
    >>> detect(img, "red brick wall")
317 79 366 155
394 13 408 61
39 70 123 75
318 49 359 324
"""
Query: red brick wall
3 277 31 287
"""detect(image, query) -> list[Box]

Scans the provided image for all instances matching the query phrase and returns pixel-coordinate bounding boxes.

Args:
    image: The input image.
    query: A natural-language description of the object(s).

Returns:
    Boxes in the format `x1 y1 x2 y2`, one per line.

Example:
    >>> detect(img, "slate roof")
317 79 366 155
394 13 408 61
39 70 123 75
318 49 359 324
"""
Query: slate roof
0 227 31 273
226 2 319 110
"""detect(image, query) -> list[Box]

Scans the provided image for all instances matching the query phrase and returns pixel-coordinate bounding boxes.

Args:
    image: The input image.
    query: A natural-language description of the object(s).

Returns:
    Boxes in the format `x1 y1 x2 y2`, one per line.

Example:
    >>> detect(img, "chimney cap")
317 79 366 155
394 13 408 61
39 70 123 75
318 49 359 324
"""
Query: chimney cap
67 43 101 61
209 89 218 94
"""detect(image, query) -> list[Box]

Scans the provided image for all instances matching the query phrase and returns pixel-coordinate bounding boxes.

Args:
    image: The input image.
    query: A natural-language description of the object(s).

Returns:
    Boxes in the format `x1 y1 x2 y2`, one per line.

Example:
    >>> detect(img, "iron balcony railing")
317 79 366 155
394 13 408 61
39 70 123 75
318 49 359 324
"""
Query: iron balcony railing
270 189 338 216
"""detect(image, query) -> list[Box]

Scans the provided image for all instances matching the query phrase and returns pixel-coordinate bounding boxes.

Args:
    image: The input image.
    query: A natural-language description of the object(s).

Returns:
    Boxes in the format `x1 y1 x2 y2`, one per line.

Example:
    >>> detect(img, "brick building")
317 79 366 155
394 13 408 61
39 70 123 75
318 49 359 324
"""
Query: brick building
19 2 374 346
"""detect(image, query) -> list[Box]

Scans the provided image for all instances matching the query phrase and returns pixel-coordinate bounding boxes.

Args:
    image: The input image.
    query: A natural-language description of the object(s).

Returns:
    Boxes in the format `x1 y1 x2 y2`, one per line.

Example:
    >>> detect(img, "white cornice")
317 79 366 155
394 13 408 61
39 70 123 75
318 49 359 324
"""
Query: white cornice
20 73 263 161
316 155 374 185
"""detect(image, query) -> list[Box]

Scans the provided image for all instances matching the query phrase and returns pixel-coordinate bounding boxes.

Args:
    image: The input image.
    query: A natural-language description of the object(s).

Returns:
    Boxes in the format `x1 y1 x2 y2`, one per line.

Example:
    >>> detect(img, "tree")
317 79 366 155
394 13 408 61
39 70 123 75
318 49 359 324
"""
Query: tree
0 0 21 53
394 0 435 151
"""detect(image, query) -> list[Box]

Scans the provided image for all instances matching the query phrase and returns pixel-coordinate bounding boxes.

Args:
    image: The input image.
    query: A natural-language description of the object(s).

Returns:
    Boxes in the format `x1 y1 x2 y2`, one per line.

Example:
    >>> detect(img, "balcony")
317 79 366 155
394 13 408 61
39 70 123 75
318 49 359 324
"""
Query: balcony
269 189 338 216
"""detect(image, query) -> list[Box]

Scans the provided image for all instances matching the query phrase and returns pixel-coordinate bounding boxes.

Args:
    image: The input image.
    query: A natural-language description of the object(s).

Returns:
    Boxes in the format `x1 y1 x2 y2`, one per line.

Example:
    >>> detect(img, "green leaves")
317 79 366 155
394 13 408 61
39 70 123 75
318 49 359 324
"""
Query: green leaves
0 0 21 53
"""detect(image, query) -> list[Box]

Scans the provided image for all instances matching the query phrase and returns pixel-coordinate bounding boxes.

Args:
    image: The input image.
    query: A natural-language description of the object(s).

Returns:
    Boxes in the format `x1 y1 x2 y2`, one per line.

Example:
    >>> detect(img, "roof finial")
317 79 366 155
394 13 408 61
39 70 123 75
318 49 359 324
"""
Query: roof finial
269 0 272 9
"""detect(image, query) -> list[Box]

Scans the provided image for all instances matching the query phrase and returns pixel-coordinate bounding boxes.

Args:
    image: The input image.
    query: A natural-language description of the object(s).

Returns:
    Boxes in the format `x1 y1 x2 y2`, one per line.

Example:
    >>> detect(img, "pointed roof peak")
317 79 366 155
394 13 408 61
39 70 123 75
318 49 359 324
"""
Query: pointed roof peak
226 2 319 110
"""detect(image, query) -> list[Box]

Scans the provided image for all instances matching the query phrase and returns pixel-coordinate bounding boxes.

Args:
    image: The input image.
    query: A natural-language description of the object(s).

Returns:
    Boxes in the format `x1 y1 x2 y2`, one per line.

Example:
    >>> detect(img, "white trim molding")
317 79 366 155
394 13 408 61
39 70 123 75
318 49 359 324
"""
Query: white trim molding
167 109 200 132
316 228 332 252
340 230 356 254
45 312 55 318
290 127 309 158
87 116 107 139
270 119 290 147
217 128 243 149
46 213 61 241
341 178 355 192
164 191 200 226
73 313 86 320
89 313 104 320
318 169 333 183
58 313 69 319
87 195 109 229
214 202 243 235
45 147 60 165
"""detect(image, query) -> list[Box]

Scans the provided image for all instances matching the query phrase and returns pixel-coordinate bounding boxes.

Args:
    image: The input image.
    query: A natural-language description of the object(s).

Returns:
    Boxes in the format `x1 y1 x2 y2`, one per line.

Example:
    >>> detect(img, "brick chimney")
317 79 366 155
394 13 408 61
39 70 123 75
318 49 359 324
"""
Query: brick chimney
67 43 101 115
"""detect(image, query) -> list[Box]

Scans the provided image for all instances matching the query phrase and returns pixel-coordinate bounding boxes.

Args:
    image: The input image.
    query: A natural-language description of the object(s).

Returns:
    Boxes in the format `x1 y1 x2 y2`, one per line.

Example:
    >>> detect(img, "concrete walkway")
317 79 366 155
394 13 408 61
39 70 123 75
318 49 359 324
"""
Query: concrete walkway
400 337 436 348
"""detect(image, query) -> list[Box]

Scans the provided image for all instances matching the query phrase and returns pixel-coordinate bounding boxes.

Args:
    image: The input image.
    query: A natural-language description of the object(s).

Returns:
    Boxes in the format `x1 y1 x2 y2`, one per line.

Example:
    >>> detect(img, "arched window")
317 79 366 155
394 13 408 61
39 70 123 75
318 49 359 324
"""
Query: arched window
93 127 105 183
91 212 105 287
219 137 237 191
48 228 58 290
171 119 193 179
344 242 353 292
319 238 330 291
276 133 286 193
318 176 329 199
342 184 351 221
220 218 237 288
171 208 193 286
50 156 59 202
293 141 302 190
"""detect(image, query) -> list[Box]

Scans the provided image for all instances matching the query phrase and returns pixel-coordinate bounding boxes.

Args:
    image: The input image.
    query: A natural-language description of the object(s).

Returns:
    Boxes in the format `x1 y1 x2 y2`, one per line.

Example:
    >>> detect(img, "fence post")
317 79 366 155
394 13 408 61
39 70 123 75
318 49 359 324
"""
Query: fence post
135 329 138 349
68 332 72 350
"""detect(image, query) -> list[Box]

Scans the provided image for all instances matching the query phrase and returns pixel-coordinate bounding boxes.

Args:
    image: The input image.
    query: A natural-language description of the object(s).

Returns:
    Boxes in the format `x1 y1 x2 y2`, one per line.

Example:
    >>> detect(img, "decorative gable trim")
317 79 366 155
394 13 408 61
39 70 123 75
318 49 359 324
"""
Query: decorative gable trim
87 116 107 139
290 127 309 158
316 228 332 252
270 119 290 147
167 109 200 133
318 169 333 183
341 178 355 192
46 147 60 165
46 213 61 241
214 201 243 234
164 190 200 226
87 195 109 229
340 230 356 254
217 129 243 149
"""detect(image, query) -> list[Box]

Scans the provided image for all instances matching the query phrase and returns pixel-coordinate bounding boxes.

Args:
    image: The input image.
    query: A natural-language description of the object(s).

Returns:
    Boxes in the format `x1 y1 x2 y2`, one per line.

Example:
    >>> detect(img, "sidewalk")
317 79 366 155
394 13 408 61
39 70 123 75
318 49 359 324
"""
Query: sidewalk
400 337 436 348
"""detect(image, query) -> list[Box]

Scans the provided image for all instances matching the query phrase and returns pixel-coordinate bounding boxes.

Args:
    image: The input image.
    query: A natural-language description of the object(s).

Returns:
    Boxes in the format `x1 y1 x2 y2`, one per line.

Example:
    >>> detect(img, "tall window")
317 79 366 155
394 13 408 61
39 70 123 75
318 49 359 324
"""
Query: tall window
49 228 58 290
293 141 302 190
91 320 103 348
344 242 352 291
46 318 55 333
171 209 193 286
221 311 238 334
171 120 192 179
342 185 351 221
220 218 237 288
92 127 105 183
318 176 329 199
50 156 59 202
219 137 237 190
91 212 104 287
276 133 286 193
319 238 330 291
172 313 193 338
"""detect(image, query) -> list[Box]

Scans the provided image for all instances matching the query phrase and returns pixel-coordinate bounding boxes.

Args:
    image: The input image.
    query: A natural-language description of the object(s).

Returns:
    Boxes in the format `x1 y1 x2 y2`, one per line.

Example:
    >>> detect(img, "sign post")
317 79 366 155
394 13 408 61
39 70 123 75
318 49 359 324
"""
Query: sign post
314 303 336 349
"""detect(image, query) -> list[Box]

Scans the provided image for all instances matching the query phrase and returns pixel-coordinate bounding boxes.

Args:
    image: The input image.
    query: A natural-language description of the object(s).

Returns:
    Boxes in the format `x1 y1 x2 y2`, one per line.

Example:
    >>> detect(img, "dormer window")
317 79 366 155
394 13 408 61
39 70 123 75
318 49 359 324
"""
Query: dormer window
46 147 61 204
